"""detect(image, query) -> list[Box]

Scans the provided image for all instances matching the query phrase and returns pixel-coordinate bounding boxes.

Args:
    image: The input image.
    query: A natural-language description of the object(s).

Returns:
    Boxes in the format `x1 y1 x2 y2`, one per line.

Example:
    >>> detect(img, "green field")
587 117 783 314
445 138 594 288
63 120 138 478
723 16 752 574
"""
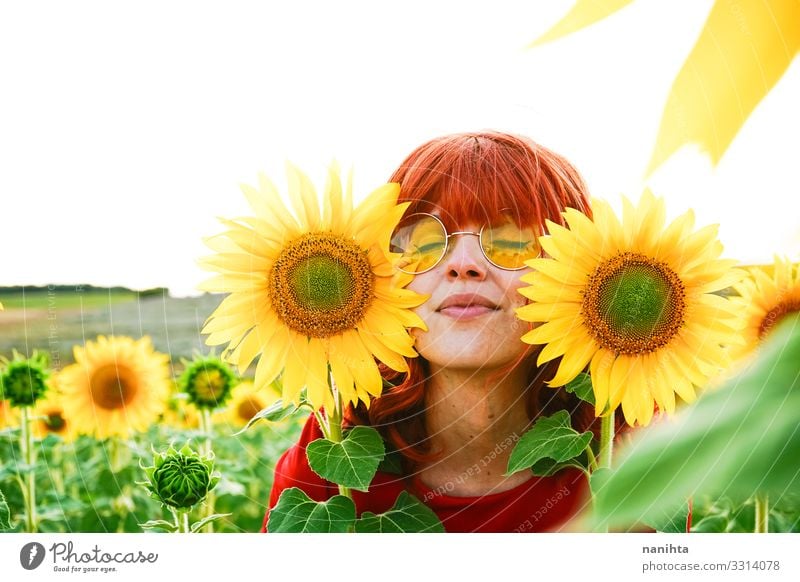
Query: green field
0 288 137 310
0 287 224 365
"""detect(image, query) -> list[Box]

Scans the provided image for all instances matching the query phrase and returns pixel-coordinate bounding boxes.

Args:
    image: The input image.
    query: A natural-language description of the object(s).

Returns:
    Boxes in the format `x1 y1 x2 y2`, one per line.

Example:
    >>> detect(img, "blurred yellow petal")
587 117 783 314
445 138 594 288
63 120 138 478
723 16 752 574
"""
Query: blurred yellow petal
647 0 800 174
529 0 634 47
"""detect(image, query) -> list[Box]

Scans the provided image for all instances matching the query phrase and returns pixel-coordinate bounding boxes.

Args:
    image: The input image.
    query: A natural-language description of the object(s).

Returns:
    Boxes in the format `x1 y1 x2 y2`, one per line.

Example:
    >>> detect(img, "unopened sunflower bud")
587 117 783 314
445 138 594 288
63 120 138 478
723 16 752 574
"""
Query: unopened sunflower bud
0 351 50 408
178 356 237 410
141 444 220 510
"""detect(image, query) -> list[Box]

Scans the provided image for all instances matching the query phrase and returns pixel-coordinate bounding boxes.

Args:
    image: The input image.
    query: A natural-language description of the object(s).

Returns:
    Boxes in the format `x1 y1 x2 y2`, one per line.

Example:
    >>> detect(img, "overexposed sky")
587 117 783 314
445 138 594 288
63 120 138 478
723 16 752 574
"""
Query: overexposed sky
2 0 798 297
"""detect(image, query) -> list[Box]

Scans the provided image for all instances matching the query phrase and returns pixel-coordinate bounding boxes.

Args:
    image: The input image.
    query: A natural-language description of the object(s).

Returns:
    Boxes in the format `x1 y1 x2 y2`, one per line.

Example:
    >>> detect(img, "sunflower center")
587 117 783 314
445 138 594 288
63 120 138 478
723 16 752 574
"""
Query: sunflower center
192 369 227 403
758 299 800 339
45 412 66 433
582 253 686 355
269 233 374 338
236 397 264 423
89 364 138 410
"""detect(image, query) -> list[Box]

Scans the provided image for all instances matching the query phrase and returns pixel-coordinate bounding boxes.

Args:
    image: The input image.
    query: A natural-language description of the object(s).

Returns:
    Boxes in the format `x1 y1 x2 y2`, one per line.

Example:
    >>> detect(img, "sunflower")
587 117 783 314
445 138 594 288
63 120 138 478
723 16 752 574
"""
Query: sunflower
59 336 170 439
733 257 800 357
199 164 426 411
32 386 77 442
516 190 743 426
0 351 50 408
0 398 18 429
220 379 281 428
179 354 238 410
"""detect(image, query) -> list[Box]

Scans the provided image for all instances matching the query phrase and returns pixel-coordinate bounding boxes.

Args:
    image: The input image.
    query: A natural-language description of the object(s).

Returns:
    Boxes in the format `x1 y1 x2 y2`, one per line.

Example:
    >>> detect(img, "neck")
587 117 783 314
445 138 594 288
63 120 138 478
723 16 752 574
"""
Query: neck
419 362 533 493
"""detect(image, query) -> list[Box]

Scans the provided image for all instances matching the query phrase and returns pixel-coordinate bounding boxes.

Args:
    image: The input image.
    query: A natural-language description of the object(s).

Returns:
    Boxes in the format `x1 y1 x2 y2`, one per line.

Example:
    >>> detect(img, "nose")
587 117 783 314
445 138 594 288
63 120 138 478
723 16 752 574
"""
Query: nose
443 234 487 281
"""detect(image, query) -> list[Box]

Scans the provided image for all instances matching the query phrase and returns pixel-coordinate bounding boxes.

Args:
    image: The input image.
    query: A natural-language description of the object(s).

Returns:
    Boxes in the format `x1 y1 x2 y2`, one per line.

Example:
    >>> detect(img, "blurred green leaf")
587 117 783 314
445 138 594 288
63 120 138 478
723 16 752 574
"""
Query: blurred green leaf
306 426 385 491
506 411 593 475
0 486 10 531
354 491 445 533
190 512 232 533
268 487 355 533
233 398 300 435
593 316 800 530
139 519 178 533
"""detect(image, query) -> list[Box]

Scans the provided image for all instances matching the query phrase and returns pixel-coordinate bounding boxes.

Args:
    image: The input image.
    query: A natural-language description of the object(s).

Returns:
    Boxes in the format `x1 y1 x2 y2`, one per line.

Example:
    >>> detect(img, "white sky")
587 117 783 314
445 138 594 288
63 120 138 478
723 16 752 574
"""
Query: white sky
2 0 798 297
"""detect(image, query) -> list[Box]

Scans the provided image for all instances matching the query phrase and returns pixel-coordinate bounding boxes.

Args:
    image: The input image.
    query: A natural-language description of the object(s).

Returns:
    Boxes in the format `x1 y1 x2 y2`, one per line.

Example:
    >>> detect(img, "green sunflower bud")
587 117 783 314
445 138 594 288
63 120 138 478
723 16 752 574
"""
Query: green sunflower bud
0 351 50 408
179 355 238 410
141 444 220 510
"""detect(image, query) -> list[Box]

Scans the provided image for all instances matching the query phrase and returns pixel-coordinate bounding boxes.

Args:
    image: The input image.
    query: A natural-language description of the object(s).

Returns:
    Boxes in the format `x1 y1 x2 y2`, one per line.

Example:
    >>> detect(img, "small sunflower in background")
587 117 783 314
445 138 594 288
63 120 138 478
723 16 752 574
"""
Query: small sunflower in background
31 383 77 442
221 379 281 429
0 350 50 408
733 256 800 357
59 336 170 439
161 396 201 430
199 163 426 411
517 190 743 426
178 354 238 411
0 398 18 429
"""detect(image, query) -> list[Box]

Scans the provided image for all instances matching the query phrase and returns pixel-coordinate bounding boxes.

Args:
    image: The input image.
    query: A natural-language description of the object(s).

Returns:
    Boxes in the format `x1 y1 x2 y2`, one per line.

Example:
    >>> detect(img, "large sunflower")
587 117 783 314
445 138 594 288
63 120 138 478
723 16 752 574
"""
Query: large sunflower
199 164 426 411
733 257 800 356
517 190 743 426
59 336 170 439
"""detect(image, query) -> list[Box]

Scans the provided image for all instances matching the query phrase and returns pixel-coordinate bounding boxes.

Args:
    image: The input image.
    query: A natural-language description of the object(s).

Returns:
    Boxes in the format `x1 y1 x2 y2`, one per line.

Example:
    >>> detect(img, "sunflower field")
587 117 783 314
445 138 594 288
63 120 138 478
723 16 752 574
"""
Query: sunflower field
0 290 302 533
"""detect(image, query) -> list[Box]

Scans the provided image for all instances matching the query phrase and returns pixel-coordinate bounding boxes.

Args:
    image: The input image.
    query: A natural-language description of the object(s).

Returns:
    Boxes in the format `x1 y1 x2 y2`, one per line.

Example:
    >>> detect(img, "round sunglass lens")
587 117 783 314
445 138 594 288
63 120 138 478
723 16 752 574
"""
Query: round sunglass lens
390 214 448 274
482 222 539 269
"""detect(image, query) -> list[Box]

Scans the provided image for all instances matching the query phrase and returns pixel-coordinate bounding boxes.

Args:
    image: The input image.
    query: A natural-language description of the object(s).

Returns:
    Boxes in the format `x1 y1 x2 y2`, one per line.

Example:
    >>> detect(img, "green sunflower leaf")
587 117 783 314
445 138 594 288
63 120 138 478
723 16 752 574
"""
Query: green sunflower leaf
530 455 588 477
190 512 232 533
267 487 356 533
306 426 385 491
565 372 595 406
593 316 800 531
138 519 179 533
0 487 10 531
233 398 299 435
506 411 593 475
354 491 445 533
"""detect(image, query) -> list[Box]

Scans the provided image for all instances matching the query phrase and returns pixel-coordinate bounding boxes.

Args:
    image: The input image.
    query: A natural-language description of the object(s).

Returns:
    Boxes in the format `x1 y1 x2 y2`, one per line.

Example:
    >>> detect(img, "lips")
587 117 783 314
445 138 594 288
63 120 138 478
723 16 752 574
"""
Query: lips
436 293 500 319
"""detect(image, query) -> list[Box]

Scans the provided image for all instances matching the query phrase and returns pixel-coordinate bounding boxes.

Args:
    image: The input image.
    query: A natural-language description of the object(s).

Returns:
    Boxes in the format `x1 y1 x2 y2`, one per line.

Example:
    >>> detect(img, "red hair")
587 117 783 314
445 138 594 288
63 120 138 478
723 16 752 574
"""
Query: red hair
349 131 596 467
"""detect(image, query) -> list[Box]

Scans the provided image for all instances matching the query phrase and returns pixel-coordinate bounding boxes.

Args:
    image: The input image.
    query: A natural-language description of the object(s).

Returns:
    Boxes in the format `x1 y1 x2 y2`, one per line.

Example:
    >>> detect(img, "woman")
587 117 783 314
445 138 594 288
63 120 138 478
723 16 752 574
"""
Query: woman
263 131 594 532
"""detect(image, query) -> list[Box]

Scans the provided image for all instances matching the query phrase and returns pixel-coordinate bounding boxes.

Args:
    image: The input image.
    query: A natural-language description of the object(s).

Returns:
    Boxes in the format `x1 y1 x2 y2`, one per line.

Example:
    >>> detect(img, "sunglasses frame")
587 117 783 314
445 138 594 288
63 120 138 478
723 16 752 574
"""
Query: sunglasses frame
392 212 539 275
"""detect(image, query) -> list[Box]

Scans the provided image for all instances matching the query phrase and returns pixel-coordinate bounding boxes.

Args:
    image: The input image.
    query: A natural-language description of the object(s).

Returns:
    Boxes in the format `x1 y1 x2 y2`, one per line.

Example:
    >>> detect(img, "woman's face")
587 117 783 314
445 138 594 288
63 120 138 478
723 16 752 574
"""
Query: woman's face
406 222 533 371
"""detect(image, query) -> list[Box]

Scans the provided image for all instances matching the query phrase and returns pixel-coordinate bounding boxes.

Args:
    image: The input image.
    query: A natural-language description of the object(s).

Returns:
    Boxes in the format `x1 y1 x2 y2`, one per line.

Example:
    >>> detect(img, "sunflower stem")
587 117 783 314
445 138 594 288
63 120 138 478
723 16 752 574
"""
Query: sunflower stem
326 393 352 501
198 408 216 532
598 410 615 470
172 508 191 533
754 492 769 533
313 409 332 440
20 406 38 533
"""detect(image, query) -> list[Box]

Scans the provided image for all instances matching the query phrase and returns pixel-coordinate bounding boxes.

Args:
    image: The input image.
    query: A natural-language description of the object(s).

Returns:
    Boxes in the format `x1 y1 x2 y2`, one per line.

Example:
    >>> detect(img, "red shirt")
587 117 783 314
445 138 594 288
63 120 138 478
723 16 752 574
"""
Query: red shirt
263 415 589 533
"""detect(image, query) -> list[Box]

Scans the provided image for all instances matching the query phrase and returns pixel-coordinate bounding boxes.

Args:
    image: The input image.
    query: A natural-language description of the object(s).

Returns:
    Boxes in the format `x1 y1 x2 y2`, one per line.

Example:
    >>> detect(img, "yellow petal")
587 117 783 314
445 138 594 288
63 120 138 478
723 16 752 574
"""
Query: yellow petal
347 183 401 239
285 162 321 231
516 301 580 323
608 354 633 411
528 0 634 47
357 322 410 373
547 335 598 387
526 258 589 286
523 316 581 346
590 349 616 416
304 339 331 411
647 0 800 173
